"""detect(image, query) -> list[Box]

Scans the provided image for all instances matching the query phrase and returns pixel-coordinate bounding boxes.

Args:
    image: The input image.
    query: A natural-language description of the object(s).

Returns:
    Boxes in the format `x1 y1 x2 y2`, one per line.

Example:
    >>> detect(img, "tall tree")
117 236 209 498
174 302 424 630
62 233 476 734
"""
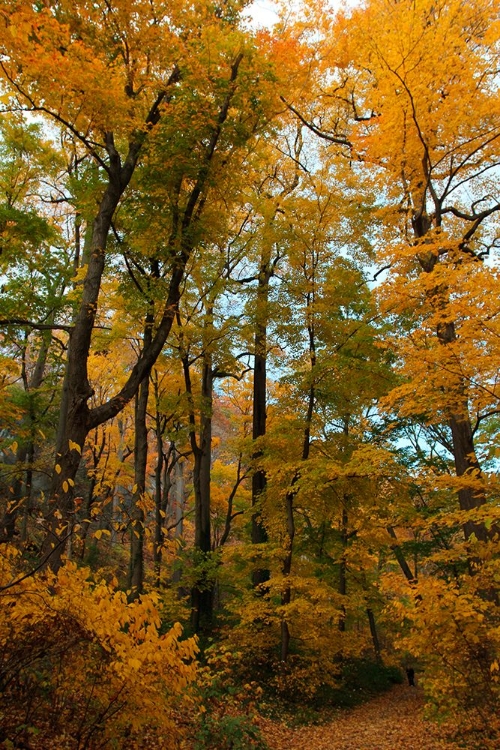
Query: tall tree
288 0 500 544
0 0 279 567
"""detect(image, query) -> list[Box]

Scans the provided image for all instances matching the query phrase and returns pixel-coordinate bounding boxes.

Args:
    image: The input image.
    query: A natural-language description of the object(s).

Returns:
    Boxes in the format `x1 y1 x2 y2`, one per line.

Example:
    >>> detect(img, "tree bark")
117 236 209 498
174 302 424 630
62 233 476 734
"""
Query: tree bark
251 254 272 586
190 356 214 632
127 364 151 600
338 506 348 633
366 608 383 664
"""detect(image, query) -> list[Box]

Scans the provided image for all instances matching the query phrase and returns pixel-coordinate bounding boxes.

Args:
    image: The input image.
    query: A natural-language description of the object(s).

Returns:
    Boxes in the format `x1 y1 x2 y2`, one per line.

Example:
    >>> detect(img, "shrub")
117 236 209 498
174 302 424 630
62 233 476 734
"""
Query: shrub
386 555 500 747
189 647 269 750
0 547 198 749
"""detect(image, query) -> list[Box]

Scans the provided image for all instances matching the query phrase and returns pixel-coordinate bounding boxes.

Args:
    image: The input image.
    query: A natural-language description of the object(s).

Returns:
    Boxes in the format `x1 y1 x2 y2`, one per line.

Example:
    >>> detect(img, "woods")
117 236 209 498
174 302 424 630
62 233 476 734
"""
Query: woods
0 0 499 747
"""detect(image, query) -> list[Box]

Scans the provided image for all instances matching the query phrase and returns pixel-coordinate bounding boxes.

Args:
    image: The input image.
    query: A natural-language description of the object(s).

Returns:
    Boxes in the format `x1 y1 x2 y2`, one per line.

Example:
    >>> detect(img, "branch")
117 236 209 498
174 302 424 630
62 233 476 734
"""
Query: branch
387 526 417 583
217 458 249 547
213 366 252 380
473 408 500 434
442 201 500 223
0 318 73 331
166 508 194 532
0 531 71 589
280 96 352 147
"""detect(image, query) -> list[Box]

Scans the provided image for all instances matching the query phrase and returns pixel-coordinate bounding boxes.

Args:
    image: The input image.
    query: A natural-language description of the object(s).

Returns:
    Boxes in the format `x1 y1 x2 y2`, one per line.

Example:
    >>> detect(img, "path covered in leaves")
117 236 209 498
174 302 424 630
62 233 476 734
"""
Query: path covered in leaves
259 685 451 750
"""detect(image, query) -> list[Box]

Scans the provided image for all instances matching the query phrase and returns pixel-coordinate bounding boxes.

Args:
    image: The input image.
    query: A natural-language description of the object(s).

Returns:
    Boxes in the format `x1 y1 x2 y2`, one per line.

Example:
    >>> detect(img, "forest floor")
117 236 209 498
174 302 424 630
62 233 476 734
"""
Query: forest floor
258 684 454 750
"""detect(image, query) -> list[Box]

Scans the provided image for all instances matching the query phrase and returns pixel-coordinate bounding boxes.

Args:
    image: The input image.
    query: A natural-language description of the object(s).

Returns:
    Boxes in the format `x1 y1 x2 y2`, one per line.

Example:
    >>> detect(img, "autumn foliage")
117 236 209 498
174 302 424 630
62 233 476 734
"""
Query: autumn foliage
0 546 198 748
0 0 499 747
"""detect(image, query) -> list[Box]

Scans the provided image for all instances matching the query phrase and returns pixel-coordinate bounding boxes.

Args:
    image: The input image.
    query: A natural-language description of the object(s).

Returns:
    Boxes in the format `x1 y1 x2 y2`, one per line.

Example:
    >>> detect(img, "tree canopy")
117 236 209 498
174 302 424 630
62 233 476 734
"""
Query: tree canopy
0 0 499 747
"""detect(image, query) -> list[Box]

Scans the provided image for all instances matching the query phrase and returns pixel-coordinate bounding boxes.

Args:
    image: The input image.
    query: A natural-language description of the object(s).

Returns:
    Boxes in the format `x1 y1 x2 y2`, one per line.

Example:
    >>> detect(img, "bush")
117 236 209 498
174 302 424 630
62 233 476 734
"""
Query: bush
190 647 269 750
0 547 198 749
387 556 500 748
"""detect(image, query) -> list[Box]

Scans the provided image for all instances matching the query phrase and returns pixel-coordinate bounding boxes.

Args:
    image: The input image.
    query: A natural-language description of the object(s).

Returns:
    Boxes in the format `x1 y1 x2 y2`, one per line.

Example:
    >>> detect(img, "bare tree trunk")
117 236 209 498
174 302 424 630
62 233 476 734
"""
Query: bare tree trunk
190 357 213 633
366 608 382 664
128 346 151 600
251 255 272 586
338 506 348 633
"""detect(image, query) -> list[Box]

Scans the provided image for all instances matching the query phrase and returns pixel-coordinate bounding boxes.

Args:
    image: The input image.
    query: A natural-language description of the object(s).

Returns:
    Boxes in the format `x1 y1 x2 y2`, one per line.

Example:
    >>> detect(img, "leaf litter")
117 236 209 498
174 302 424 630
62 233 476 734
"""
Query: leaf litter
258 684 453 750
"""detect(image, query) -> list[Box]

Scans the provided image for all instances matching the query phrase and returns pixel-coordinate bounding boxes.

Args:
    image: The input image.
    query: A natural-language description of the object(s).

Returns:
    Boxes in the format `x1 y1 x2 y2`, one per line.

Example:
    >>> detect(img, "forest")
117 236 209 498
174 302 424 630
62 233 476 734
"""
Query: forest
0 0 499 747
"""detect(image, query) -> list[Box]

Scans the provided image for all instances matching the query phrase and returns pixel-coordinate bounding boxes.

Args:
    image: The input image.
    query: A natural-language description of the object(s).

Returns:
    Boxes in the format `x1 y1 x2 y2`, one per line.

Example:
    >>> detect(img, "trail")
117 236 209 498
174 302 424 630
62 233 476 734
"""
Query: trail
259 685 451 750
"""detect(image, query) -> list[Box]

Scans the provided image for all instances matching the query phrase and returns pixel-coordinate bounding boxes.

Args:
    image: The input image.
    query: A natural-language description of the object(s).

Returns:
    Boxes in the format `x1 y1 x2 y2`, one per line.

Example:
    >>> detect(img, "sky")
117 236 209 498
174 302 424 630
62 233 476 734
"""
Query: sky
244 0 359 29
244 0 279 28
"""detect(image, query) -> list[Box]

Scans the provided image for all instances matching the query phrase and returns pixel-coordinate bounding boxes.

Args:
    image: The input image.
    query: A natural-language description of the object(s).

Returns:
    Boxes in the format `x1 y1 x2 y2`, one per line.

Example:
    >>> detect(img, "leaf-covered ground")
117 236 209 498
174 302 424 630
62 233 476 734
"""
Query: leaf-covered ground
259 685 451 750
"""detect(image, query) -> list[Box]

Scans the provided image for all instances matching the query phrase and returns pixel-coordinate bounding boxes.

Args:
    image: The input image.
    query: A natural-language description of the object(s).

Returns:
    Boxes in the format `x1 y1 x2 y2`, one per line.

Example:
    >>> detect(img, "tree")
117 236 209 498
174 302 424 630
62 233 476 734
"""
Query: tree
0 115 69 543
290 0 500 726
0 0 279 567
289 0 500 544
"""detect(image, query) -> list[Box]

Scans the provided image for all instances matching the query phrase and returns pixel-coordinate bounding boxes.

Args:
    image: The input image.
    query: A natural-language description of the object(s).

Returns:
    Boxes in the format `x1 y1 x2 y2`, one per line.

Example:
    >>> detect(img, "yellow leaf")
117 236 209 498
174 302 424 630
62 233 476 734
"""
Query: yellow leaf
55 464 61 474
95 529 111 540
69 440 82 454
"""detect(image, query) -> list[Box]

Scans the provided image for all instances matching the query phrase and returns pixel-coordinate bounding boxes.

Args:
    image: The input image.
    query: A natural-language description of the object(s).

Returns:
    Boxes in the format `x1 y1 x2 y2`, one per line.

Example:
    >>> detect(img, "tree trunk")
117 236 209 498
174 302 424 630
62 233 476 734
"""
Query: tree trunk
41 161 137 567
128 319 153 600
111 417 128 545
190 357 214 632
280 483 296 662
387 526 417 583
153 417 165 587
79 474 97 560
338 506 348 633
249 144 303 586
171 454 185 586
251 254 272 586
79 428 108 559
367 608 383 664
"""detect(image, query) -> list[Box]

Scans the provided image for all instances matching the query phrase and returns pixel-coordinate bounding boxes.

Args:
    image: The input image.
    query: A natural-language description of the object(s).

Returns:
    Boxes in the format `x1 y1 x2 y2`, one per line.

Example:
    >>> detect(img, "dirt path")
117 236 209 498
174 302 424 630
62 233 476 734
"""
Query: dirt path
259 685 451 750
